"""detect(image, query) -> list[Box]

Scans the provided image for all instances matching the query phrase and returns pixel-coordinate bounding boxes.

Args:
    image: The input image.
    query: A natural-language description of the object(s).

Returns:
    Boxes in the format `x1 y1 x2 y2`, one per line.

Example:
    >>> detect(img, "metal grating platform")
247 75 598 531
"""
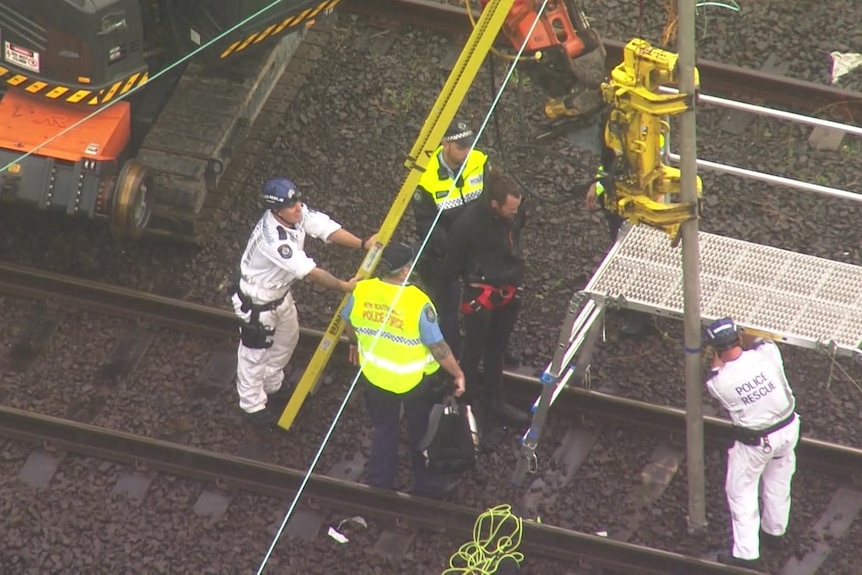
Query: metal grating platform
583 223 862 356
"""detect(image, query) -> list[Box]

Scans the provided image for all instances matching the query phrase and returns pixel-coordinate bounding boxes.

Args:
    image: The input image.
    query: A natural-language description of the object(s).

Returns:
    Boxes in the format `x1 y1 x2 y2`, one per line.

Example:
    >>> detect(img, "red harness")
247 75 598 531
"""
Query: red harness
460 283 520 314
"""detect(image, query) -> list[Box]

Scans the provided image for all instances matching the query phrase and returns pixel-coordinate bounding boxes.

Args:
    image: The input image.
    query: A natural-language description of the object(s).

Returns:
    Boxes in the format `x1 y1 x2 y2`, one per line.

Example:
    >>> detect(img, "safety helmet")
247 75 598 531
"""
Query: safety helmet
705 317 740 351
262 178 302 210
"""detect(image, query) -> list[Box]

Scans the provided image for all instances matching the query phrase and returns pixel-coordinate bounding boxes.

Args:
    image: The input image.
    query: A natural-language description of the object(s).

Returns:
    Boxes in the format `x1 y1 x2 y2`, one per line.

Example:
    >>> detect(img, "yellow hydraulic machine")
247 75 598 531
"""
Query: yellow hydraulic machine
512 39 704 487
277 0 517 431
599 38 702 244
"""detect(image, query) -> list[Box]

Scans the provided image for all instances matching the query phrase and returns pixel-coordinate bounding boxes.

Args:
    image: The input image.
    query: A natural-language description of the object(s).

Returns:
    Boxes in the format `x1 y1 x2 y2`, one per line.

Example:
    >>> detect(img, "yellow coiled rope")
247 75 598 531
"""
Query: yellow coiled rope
443 504 525 574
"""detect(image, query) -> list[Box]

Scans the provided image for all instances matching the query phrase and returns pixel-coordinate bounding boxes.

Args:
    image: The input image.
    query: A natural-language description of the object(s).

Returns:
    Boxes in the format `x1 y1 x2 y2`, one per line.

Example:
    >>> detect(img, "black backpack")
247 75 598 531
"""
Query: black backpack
419 398 478 474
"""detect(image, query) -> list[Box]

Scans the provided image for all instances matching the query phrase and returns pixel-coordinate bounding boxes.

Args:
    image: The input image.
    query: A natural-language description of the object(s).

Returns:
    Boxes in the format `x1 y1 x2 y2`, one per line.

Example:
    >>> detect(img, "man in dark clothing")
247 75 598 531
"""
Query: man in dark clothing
442 167 530 427
411 118 489 358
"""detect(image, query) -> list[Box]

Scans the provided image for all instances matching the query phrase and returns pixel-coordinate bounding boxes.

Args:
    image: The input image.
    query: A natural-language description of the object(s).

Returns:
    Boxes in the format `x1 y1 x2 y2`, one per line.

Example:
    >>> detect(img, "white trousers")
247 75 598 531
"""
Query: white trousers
231 292 300 413
726 415 801 560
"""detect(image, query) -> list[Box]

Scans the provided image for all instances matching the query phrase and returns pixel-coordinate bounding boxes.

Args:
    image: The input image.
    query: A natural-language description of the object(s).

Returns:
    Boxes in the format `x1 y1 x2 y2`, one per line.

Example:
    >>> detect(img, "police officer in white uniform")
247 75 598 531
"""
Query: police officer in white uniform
232 177 376 427
704 317 800 568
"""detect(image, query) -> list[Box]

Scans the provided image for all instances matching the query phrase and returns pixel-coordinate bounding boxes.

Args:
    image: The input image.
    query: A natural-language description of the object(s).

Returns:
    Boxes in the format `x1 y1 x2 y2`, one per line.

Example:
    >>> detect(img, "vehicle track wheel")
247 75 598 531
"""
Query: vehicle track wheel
110 159 152 240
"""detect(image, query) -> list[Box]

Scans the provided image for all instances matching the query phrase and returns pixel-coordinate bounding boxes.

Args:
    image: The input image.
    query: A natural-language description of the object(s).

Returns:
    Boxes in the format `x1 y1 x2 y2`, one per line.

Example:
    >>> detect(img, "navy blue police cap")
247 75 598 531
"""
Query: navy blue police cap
443 119 475 148
705 317 740 350
380 242 414 273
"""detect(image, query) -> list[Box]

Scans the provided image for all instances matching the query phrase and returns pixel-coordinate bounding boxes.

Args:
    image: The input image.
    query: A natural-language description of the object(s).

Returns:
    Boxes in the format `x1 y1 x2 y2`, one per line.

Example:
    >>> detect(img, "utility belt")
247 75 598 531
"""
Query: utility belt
733 412 796 447
232 285 287 349
234 288 286 314
460 283 521 315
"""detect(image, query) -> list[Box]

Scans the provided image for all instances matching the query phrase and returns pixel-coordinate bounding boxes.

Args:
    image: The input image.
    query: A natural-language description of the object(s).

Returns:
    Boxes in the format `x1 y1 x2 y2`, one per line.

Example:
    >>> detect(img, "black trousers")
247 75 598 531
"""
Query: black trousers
363 375 445 496
604 209 624 244
459 296 522 405
417 259 462 359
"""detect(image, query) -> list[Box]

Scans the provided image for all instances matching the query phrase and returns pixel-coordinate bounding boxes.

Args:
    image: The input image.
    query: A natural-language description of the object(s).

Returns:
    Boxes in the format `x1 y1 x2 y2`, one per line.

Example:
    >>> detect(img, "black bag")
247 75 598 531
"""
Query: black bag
419 398 478 474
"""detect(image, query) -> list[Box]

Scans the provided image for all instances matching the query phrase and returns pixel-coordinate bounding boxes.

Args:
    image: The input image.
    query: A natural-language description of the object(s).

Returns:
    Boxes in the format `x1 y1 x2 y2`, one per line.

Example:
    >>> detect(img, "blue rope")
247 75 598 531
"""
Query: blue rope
0 0 288 175
253 1 553 572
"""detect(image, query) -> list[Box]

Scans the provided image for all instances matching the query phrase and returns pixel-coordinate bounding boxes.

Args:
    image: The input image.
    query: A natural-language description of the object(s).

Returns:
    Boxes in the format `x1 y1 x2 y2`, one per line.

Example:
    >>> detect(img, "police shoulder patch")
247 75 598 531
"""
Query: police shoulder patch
424 305 437 323
277 244 293 259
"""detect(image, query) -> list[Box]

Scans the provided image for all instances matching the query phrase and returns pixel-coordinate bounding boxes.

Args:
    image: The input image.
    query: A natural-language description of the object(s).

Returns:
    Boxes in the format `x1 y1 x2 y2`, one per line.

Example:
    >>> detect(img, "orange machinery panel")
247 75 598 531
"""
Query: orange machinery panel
0 90 130 164
482 0 587 59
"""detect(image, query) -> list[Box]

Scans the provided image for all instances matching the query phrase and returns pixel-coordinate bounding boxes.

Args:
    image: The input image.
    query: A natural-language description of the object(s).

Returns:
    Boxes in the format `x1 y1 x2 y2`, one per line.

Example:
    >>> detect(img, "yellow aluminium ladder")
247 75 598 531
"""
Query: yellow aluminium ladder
277 0 517 430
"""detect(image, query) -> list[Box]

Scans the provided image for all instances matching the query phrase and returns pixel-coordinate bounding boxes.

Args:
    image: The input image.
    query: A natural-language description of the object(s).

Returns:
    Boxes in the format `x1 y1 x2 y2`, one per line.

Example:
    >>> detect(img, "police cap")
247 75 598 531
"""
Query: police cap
442 118 475 148
705 317 740 351
380 242 414 274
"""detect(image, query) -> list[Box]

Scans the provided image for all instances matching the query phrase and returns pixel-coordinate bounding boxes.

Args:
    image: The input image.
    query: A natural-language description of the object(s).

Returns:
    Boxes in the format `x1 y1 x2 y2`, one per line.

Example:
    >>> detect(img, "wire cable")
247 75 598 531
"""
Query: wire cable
254 2 553 572
0 0 289 175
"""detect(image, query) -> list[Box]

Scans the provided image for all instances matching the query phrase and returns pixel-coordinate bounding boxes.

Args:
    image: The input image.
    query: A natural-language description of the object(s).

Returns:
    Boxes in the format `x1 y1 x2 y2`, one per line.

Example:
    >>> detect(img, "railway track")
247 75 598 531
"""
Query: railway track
2 263 860 479
2 263 862 573
0 406 740 574
3 5 861 573
343 0 862 120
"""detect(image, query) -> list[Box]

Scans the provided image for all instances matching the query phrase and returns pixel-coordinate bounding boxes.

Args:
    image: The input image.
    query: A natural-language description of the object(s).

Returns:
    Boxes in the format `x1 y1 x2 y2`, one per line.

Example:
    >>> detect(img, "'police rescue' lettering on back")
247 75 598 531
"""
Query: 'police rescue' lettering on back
735 372 775 405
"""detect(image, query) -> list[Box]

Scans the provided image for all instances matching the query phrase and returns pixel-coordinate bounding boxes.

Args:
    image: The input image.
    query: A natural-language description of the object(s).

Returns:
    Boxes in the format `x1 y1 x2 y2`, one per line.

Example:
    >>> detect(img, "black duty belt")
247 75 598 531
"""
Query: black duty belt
733 412 796 446
234 286 286 314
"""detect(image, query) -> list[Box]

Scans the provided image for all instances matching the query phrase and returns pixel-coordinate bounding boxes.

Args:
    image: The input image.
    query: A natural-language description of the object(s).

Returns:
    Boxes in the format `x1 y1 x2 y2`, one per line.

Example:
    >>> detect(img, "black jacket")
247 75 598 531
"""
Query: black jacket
443 193 526 288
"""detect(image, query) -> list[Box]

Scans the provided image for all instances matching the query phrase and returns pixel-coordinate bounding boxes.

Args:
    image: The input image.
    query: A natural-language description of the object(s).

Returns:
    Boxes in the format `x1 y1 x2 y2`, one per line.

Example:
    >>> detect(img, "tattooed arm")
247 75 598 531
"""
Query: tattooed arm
429 340 465 397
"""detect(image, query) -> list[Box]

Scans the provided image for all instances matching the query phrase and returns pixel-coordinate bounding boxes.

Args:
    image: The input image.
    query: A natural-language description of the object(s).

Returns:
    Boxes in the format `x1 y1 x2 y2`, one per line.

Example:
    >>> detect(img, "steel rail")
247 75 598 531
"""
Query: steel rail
2 261 860 483
342 0 862 119
0 405 748 574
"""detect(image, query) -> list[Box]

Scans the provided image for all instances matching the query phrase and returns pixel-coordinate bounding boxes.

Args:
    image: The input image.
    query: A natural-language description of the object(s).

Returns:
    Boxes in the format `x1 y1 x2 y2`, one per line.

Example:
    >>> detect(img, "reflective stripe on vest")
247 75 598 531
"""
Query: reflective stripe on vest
349 279 440 393
418 147 487 211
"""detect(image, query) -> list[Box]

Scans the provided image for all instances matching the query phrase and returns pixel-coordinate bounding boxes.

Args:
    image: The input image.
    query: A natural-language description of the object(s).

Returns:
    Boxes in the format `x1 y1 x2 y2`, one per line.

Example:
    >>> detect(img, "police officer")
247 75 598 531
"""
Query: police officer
411 118 489 357
443 167 530 427
341 243 465 498
232 177 376 427
704 317 800 568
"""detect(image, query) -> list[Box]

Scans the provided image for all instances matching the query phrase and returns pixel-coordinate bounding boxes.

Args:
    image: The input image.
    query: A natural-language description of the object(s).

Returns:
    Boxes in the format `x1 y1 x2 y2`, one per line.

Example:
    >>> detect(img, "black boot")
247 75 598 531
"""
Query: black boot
716 551 758 568
244 407 279 428
267 384 294 404
760 530 784 550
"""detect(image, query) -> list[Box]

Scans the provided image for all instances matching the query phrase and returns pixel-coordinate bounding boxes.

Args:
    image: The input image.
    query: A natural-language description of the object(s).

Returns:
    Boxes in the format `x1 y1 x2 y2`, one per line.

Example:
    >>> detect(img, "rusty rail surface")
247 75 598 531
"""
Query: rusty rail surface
1 261 860 484
342 0 862 119
0 405 751 574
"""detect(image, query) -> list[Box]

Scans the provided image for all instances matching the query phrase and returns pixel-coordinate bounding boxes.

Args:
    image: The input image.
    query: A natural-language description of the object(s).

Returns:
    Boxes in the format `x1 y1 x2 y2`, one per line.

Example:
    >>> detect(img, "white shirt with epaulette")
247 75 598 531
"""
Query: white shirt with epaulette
238 207 341 304
705 340 796 431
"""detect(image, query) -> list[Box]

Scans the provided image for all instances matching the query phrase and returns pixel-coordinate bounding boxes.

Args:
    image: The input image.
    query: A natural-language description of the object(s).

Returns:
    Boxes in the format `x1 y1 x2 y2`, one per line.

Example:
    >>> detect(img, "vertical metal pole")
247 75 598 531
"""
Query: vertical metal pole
677 0 707 534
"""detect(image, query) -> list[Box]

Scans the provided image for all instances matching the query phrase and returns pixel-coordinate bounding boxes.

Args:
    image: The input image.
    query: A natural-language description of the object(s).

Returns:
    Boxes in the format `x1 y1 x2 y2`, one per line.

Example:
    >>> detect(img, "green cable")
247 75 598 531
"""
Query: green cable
697 1 741 37
443 505 525 574
0 0 289 175
697 1 740 9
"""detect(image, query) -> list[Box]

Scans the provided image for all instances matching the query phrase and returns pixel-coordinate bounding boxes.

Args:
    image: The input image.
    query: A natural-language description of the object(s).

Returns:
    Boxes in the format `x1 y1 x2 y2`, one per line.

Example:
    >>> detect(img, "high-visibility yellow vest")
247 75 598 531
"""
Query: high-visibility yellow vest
349 279 440 393
418 147 487 211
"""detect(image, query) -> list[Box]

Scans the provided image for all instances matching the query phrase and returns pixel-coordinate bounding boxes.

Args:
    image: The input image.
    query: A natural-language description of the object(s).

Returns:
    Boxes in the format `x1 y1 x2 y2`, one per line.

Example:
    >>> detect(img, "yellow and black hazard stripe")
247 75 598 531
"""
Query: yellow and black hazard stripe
0 66 149 106
220 0 342 59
